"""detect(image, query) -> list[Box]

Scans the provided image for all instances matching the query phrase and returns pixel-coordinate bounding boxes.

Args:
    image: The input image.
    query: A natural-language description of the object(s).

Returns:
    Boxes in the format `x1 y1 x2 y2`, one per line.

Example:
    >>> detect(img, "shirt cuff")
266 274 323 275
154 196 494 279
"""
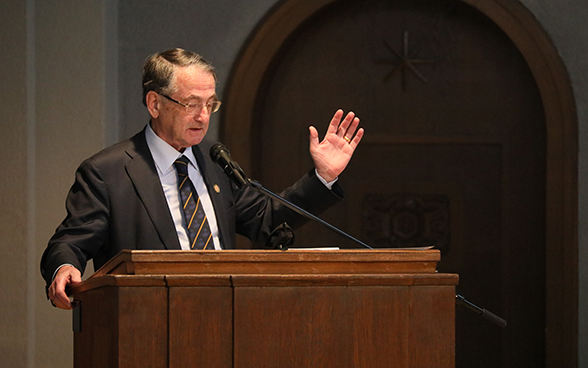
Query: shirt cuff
315 169 338 190
52 263 76 283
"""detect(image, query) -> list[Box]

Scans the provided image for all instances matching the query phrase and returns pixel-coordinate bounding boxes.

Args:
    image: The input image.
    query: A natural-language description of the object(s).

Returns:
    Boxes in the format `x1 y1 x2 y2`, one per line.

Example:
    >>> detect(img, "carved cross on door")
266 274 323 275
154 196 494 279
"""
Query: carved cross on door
378 31 435 91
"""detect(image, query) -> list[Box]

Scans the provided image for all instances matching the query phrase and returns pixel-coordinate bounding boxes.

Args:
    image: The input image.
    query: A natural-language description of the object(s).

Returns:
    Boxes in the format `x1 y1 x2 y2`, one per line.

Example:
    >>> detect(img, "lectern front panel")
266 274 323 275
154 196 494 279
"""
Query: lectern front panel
232 275 455 368
167 276 233 367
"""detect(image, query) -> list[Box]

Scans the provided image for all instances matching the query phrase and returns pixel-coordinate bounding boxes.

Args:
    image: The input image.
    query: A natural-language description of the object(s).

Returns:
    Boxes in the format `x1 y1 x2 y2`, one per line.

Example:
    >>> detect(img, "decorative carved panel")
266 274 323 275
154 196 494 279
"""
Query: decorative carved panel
362 193 449 253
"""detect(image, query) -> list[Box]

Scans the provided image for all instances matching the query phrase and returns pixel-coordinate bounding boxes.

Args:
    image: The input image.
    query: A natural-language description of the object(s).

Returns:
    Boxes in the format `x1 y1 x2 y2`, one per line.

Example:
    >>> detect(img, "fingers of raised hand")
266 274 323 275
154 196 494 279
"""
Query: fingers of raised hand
336 112 360 145
327 109 345 134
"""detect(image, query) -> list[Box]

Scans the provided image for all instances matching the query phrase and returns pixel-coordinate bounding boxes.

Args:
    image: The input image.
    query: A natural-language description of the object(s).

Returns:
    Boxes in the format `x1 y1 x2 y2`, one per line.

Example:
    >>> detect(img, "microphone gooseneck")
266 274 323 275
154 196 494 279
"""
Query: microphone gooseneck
208 142 373 250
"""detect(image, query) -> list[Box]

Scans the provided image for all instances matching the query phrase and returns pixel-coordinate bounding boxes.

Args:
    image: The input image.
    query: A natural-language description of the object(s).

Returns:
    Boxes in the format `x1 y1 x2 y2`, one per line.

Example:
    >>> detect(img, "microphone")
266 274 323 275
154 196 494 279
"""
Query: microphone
210 143 249 188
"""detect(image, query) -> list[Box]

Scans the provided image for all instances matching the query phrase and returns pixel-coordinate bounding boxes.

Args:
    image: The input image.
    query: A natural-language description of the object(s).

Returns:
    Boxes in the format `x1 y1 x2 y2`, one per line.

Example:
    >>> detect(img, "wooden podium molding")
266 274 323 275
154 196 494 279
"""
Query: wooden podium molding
69 249 458 368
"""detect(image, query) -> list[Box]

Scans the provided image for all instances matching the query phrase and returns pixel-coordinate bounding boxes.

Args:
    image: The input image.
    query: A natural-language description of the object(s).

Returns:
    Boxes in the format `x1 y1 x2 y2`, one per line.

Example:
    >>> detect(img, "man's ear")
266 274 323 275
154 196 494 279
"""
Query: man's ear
145 91 160 118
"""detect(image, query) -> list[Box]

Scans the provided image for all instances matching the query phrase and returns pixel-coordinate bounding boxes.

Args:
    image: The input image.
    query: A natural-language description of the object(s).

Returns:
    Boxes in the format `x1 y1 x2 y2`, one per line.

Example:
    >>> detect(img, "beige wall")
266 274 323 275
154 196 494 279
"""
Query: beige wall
34 2 106 367
1 1 105 367
1 1 29 366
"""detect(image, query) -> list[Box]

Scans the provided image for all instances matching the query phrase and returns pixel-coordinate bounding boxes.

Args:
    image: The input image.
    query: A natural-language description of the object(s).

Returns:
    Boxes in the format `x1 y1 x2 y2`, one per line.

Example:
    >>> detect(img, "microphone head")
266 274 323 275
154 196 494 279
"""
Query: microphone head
210 143 229 164
209 143 249 188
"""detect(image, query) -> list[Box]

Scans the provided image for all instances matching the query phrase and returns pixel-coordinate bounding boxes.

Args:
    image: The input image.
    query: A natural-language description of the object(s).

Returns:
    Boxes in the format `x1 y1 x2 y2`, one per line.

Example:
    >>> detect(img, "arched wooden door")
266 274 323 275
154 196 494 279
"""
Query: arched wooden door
221 0 578 366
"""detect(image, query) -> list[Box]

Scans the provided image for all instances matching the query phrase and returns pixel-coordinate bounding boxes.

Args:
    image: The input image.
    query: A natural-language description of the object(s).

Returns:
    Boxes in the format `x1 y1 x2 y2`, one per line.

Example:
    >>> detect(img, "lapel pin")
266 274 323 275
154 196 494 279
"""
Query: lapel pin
213 184 221 193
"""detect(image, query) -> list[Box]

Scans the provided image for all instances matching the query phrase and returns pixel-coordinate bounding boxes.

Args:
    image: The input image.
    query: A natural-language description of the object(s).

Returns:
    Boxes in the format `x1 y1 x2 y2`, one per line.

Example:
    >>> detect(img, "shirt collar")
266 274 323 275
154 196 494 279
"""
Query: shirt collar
145 122 198 175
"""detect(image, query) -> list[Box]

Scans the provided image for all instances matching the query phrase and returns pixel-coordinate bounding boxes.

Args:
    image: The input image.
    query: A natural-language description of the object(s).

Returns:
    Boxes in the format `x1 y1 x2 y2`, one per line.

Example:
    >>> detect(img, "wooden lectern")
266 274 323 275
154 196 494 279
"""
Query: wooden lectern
69 249 458 367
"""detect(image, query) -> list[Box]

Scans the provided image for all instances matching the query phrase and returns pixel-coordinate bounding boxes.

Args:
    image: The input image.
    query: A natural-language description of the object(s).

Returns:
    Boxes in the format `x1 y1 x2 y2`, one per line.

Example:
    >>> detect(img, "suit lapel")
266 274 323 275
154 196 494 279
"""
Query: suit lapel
125 132 182 250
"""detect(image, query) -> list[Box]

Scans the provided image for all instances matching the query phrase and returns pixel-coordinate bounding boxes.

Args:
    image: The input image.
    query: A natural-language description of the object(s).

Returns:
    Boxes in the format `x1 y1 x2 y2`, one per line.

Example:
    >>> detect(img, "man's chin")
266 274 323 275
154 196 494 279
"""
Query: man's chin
185 129 206 146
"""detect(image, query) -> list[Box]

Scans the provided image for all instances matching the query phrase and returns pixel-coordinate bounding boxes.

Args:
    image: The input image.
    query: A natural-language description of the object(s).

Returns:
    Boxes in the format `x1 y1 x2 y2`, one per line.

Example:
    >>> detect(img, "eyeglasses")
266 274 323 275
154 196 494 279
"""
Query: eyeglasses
160 93 222 114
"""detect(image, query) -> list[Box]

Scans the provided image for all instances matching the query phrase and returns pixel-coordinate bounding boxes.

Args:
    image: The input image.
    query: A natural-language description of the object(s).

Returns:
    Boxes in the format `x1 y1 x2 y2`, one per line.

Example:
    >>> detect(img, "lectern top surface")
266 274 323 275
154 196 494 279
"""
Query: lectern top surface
91 249 442 278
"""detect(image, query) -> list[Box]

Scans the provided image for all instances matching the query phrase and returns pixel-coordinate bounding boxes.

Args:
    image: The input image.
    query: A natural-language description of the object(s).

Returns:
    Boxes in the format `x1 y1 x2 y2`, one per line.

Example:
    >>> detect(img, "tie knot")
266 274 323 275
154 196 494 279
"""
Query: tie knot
174 156 190 176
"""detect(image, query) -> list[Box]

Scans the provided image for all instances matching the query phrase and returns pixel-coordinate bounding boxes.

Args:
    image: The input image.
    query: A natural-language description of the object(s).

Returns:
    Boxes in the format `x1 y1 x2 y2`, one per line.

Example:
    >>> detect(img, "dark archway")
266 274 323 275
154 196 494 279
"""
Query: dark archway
221 0 578 366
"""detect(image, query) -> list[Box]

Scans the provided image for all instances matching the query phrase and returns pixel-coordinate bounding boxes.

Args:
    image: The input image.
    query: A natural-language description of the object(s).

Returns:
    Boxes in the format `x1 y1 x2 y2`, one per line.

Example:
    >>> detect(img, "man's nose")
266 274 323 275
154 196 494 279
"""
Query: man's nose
193 107 210 120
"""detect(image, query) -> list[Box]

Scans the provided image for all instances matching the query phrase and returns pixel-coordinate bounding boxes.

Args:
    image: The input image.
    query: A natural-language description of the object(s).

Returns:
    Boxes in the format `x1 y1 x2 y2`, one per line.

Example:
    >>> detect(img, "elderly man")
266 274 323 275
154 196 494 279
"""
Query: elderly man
41 48 364 309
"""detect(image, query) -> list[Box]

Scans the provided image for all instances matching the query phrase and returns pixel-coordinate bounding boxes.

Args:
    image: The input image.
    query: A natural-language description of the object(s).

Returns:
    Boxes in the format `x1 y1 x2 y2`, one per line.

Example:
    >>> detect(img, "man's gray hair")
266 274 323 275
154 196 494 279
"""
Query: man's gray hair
142 48 217 106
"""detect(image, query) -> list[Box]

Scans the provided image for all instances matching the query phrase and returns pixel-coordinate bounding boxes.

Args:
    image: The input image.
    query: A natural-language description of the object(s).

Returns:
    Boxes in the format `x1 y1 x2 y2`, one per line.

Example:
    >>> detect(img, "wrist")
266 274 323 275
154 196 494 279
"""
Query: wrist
315 169 338 189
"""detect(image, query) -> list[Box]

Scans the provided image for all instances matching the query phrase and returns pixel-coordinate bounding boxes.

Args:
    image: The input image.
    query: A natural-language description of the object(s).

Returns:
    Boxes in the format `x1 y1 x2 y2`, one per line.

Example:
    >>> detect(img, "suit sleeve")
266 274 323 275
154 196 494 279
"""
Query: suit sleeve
233 169 344 244
40 157 110 286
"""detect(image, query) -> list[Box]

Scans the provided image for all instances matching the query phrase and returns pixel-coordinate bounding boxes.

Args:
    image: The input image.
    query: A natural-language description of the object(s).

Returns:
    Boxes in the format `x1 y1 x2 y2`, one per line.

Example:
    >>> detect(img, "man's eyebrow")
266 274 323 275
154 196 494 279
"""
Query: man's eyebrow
184 93 219 102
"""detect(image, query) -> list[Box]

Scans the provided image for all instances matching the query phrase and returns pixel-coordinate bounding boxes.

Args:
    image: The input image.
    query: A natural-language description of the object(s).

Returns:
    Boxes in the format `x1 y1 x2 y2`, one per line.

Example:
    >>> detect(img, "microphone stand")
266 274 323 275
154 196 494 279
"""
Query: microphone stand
251 179 509 327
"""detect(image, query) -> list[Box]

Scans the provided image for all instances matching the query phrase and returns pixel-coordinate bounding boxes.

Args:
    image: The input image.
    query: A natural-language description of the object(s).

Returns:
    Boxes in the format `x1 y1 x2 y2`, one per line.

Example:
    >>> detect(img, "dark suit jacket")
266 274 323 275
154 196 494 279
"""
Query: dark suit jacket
40 128 343 286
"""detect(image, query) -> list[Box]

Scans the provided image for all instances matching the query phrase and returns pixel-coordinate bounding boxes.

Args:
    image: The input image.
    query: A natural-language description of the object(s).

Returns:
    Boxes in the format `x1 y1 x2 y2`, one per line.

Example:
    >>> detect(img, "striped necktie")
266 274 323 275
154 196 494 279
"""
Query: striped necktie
174 155 213 250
